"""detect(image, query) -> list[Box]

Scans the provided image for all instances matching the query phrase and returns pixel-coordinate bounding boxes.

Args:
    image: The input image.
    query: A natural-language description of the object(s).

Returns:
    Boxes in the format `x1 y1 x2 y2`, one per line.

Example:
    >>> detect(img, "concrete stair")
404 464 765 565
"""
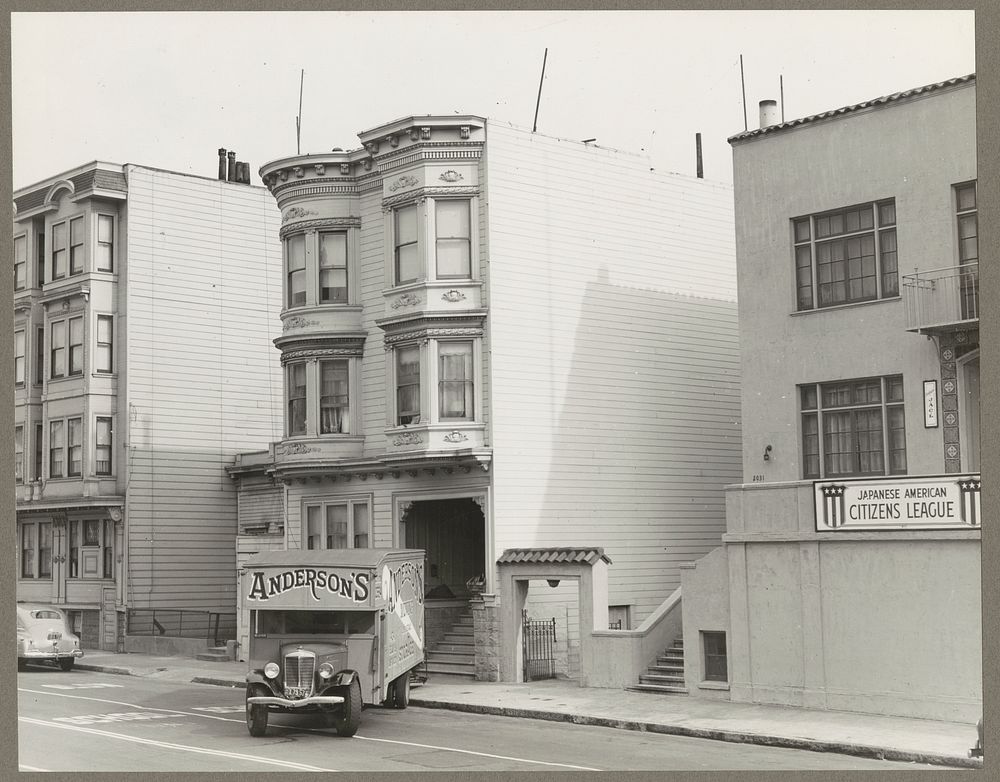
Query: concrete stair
195 646 231 662
627 637 688 695
425 610 475 678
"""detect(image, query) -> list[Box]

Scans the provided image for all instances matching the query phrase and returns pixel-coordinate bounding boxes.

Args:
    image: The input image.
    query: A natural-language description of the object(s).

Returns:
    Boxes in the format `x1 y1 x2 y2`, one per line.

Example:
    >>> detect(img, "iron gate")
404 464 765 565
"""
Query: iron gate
522 609 557 681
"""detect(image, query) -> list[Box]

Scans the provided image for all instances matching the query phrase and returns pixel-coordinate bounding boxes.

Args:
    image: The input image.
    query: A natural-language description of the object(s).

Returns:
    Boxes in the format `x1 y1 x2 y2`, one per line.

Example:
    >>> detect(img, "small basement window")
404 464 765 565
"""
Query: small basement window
702 631 728 682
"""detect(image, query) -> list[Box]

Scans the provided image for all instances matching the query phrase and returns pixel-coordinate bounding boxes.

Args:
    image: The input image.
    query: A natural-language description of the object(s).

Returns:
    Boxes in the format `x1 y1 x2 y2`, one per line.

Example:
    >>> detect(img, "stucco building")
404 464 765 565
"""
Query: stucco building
229 115 743 681
13 161 282 651
682 75 980 721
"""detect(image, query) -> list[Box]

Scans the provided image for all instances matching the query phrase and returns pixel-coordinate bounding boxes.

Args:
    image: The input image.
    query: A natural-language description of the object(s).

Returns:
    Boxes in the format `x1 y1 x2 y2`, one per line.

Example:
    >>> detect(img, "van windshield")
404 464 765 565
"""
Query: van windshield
256 610 375 635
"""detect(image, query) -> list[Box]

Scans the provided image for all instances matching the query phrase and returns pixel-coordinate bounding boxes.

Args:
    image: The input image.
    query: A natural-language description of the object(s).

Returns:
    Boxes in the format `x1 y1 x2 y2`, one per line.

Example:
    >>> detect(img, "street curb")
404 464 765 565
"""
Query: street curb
408 697 983 770
191 676 246 688
74 663 135 676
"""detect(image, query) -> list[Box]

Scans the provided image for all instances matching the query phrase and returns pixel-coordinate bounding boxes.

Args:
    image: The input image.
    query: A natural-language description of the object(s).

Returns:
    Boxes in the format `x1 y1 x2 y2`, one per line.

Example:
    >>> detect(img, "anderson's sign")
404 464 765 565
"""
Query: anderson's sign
247 567 371 603
815 474 981 531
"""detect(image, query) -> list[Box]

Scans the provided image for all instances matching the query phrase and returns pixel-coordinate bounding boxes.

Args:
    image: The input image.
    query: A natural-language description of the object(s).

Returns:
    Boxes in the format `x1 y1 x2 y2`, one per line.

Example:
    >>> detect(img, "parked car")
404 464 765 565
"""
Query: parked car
17 605 84 671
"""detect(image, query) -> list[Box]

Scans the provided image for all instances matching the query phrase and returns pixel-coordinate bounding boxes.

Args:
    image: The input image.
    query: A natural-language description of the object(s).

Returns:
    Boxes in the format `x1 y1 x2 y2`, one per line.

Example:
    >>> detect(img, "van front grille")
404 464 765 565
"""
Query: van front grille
283 649 316 698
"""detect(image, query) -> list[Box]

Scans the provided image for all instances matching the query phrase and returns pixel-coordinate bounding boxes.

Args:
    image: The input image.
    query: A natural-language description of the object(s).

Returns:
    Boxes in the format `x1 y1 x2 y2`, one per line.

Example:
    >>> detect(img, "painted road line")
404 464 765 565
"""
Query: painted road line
41 682 124 690
19 717 337 772
191 705 246 714
54 712 175 726
353 735 602 771
19 688 242 723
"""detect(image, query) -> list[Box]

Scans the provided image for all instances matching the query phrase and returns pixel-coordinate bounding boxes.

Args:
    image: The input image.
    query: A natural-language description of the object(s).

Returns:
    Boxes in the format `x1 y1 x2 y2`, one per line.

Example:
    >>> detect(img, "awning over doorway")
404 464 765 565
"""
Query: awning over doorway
497 548 612 566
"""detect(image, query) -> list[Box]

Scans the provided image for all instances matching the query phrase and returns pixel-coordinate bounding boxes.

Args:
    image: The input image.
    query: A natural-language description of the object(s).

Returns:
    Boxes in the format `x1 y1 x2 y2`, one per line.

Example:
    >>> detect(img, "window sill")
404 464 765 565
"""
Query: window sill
790 296 901 317
698 680 730 691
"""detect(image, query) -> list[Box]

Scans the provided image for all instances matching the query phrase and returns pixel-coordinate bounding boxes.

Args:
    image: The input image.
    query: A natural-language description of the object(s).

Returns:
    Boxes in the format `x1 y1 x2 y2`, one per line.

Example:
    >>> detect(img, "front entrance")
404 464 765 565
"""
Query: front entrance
960 353 980 471
402 498 485 600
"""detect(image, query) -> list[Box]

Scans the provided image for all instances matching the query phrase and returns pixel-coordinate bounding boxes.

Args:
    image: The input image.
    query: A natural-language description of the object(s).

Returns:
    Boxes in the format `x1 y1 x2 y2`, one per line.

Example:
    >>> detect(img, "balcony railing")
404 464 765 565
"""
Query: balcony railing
901 262 979 333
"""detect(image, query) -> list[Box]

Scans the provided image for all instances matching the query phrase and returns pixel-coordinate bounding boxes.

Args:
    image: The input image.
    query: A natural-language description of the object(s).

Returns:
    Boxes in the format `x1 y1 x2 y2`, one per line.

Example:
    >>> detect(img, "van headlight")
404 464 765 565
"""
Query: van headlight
264 662 280 679
318 663 334 679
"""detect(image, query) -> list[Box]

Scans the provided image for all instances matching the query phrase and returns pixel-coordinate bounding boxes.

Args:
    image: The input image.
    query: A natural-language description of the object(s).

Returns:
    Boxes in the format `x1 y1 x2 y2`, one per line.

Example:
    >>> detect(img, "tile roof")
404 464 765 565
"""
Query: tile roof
497 547 612 566
728 73 975 144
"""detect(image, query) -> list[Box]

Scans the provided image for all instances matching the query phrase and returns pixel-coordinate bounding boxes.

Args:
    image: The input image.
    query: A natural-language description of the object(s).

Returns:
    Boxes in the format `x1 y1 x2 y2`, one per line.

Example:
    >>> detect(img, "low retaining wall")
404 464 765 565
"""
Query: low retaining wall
124 635 212 658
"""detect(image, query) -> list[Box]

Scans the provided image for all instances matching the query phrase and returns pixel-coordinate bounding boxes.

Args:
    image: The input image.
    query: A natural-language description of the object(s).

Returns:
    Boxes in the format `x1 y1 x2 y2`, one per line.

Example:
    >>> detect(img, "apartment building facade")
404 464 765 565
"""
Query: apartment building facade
13 162 283 650
230 116 743 678
681 75 980 721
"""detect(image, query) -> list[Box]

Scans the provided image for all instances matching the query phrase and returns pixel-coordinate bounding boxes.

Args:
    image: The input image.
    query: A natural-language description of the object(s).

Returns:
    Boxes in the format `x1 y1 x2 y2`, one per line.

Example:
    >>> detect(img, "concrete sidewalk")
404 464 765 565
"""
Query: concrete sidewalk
69 650 981 769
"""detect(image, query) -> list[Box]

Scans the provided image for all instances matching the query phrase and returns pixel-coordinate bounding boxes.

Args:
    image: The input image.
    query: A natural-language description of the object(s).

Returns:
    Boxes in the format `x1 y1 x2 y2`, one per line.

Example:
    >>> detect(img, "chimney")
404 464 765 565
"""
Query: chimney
218 148 228 180
239 162 251 184
695 133 703 179
759 99 779 129
227 151 237 182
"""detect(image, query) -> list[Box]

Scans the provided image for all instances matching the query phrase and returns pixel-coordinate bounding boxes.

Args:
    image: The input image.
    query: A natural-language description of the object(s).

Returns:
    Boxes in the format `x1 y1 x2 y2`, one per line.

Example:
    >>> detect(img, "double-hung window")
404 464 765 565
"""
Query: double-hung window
33 423 42 482
286 234 306 308
68 317 83 376
52 222 67 280
35 327 44 384
304 499 370 550
69 216 84 275
14 426 24 484
793 200 897 310
21 521 52 579
287 363 307 436
396 346 421 425
97 214 114 271
319 232 348 303
49 421 65 478
319 360 350 434
439 341 474 420
96 315 114 373
956 182 978 320
394 205 420 285
49 417 82 479
50 321 66 379
68 418 82 476
435 200 471 278
801 376 906 479
95 417 113 476
14 330 25 385
14 235 26 290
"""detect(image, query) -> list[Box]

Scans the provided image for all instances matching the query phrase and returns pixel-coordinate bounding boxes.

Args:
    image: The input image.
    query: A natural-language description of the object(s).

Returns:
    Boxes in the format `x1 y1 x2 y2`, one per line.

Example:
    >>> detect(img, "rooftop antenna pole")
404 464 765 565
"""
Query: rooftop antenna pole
532 48 548 133
780 74 785 122
296 69 304 155
740 54 748 131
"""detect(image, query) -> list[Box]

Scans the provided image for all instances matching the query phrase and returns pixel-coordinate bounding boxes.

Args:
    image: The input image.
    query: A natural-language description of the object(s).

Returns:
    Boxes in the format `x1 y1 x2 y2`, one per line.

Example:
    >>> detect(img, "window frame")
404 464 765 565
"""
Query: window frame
20 520 53 580
393 204 421 285
390 196 478 288
702 631 728 683
48 416 83 480
96 213 115 272
395 344 422 426
14 329 25 385
285 233 307 309
69 215 85 275
33 422 43 482
68 316 84 376
69 518 115 579
800 375 906 479
14 425 24 484
438 340 475 421
318 231 349 304
287 362 308 436
51 220 68 280
302 497 371 551
14 234 27 290
50 320 66 379
434 199 473 280
95 417 113 476
792 200 897 311
96 314 114 374
35 326 45 385
318 358 351 435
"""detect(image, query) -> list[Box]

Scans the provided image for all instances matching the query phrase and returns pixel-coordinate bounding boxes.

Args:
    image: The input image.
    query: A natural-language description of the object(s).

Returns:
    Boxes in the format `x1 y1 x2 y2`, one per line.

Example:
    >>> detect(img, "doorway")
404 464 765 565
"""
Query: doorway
402 498 485 600
959 352 980 472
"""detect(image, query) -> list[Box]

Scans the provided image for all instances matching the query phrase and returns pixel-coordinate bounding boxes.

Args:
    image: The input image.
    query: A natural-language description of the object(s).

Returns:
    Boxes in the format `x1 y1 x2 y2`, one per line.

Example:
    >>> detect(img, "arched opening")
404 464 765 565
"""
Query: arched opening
401 497 485 600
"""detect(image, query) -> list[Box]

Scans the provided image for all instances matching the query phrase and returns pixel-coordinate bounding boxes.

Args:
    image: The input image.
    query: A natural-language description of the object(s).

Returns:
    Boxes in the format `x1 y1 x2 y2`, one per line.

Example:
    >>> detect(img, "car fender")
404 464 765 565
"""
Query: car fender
246 671 278 694
331 669 358 688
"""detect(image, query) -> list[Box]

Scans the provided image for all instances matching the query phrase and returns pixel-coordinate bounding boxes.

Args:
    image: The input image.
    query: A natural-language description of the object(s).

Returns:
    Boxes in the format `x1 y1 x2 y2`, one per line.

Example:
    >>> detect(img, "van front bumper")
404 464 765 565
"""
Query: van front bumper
247 694 345 709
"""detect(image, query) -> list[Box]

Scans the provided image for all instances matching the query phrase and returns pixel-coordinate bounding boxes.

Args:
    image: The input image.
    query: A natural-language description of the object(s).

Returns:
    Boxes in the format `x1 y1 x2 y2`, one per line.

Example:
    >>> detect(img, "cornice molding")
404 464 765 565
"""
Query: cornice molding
381 185 480 211
278 216 362 239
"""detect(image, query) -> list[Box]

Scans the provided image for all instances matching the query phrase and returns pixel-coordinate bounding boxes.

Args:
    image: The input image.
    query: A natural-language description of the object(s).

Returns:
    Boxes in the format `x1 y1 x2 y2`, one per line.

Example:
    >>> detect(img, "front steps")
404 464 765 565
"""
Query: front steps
424 610 476 678
195 645 231 662
626 637 687 695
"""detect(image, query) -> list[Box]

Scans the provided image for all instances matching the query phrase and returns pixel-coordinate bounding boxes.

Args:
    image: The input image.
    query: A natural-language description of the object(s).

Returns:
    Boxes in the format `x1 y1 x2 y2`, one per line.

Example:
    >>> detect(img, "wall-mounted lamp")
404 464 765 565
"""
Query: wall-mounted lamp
547 579 560 588
763 444 773 461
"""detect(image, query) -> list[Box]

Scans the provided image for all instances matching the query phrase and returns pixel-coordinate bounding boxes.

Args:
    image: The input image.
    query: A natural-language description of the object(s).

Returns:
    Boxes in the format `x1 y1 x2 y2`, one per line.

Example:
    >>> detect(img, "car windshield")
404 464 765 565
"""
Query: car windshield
256 610 375 635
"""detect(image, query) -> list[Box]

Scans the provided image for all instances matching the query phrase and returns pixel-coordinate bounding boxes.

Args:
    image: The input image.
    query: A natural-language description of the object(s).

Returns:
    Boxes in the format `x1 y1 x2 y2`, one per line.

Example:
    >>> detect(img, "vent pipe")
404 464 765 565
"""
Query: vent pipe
218 148 228 180
759 99 779 129
695 133 703 179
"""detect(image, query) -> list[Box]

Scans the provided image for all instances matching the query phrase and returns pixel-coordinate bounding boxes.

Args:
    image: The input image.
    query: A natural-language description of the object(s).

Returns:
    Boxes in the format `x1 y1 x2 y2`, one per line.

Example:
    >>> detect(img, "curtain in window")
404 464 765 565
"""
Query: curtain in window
439 342 473 419
326 505 349 549
823 411 854 476
854 408 885 474
14 427 23 482
320 361 349 434
397 346 420 424
70 521 80 577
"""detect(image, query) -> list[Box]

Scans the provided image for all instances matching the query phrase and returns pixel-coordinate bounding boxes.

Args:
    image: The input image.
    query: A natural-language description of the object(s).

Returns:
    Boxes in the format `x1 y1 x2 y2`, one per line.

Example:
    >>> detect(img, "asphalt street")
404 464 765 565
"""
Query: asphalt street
18 665 940 772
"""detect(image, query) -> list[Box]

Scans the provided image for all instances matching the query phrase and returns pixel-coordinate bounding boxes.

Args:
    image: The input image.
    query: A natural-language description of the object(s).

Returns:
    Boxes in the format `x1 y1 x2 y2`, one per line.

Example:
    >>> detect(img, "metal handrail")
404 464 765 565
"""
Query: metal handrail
900 262 978 331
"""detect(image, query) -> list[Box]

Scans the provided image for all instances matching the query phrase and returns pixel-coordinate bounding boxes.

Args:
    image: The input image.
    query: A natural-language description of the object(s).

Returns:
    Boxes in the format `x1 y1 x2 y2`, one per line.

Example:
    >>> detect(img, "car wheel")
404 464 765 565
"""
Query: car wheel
390 673 410 709
246 686 269 737
333 678 363 737
58 658 75 672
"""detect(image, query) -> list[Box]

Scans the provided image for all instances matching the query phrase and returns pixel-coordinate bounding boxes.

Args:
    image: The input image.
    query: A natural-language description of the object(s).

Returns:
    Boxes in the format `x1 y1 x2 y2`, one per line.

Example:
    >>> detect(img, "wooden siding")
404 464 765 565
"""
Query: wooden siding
124 167 283 611
484 123 741 623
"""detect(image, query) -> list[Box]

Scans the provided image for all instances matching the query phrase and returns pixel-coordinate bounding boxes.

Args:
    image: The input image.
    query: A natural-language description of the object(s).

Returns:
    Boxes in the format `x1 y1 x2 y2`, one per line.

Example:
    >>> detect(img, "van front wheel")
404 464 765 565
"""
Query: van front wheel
246 688 269 737
333 678 363 737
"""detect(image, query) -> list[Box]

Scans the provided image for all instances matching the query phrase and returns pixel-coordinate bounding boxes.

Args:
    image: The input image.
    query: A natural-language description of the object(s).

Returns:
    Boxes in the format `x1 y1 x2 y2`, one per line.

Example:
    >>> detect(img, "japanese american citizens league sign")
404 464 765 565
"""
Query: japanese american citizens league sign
815 474 981 531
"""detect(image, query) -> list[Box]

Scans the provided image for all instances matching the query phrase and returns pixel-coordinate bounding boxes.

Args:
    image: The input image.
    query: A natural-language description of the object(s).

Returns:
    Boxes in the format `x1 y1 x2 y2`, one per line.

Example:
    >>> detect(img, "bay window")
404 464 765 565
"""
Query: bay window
801 376 906 479
439 341 474 420
15 330 25 385
391 197 476 286
15 426 23 483
95 417 113 476
68 316 83 376
69 216 84 275
50 321 66 379
14 235 26 290
50 420 65 478
305 499 370 550
394 205 420 284
396 346 421 425
319 232 348 303
97 214 114 271
320 360 350 434
52 221 67 280
68 418 82 477
286 234 306 308
49 417 82 479
288 363 307 435
96 315 114 373
435 200 471 278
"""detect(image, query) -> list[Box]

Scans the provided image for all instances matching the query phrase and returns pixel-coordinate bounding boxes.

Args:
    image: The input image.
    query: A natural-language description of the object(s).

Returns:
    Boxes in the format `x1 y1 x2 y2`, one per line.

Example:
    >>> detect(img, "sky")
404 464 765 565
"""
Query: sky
11 10 976 190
